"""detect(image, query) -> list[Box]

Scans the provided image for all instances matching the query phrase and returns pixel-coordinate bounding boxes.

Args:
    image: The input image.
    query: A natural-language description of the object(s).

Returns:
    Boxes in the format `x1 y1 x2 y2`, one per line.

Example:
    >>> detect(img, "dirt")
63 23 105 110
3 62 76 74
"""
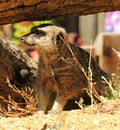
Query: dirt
0 98 120 130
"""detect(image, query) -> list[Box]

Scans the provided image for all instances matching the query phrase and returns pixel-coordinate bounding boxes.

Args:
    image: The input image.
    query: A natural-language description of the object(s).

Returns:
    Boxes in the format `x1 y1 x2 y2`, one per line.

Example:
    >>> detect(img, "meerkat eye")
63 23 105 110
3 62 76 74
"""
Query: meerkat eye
35 30 46 36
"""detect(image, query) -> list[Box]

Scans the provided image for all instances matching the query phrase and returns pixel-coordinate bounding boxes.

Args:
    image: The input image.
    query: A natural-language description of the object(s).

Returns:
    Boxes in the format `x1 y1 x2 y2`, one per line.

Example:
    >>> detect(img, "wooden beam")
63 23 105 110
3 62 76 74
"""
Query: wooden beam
0 0 120 24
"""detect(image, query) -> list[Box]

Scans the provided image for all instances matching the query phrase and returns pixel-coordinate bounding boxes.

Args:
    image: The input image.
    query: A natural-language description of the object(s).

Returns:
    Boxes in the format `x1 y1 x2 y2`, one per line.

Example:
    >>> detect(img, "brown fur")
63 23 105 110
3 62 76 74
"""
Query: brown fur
21 24 112 113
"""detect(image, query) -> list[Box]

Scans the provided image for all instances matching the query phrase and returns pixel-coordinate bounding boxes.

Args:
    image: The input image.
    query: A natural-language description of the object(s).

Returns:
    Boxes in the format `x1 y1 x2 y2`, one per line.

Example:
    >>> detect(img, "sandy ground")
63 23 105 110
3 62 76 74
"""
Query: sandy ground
0 99 120 130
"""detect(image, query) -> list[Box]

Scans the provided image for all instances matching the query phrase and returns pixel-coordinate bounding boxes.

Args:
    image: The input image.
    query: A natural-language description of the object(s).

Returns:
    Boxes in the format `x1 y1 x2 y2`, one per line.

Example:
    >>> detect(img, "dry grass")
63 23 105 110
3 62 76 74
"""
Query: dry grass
60 35 104 103
60 35 119 109
0 99 120 130
0 78 36 117
109 48 120 98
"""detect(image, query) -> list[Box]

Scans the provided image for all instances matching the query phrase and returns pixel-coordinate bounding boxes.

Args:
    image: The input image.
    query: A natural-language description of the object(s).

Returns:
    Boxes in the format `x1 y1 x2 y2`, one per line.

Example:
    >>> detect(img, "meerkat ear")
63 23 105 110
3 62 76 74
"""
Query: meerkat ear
56 32 65 45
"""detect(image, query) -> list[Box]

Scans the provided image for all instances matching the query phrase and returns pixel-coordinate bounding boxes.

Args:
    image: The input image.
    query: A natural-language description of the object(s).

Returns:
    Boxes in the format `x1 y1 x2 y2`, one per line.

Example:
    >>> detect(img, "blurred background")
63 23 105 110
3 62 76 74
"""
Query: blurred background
0 12 105 45
1 12 120 74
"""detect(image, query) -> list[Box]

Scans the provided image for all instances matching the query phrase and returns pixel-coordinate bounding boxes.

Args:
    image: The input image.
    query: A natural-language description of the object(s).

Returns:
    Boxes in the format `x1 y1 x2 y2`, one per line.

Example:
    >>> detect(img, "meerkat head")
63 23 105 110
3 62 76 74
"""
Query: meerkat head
21 24 67 49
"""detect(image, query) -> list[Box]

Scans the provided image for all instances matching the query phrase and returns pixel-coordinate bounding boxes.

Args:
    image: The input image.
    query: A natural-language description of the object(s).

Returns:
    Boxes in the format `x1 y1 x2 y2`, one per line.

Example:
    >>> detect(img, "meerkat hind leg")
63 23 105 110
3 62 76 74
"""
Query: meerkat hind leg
51 95 67 113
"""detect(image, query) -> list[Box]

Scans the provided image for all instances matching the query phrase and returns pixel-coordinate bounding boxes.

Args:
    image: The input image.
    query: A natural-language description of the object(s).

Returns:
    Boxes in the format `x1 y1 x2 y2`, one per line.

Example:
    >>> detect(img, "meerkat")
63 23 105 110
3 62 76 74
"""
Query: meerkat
21 24 112 113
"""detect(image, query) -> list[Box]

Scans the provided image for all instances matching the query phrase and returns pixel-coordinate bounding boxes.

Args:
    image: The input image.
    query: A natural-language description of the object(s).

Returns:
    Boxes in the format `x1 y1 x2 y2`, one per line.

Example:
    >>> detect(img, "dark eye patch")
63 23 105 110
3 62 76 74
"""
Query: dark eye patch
35 30 46 36
31 27 46 36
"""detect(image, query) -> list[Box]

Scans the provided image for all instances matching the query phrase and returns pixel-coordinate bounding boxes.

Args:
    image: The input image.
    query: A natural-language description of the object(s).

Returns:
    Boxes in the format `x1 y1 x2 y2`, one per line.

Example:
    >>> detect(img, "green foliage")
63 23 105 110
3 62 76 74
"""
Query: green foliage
110 73 120 98
105 49 120 99
112 73 120 88
75 98 84 109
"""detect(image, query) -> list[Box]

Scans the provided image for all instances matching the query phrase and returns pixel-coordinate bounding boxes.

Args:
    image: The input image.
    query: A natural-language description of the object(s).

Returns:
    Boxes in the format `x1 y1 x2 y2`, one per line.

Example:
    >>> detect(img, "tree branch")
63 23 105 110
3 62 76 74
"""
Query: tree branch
0 35 38 110
0 0 119 24
0 35 37 86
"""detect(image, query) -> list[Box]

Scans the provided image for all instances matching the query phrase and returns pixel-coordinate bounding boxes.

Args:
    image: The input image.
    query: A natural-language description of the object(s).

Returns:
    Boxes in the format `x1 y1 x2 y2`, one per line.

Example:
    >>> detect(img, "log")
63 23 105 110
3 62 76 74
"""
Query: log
0 35 37 85
0 35 38 109
0 0 120 25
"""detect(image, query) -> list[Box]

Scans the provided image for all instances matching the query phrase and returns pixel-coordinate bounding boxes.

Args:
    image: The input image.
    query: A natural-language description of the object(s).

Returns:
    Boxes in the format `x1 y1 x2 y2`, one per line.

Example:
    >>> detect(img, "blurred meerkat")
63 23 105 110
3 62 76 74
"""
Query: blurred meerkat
17 43 39 83
19 43 39 63
21 24 112 113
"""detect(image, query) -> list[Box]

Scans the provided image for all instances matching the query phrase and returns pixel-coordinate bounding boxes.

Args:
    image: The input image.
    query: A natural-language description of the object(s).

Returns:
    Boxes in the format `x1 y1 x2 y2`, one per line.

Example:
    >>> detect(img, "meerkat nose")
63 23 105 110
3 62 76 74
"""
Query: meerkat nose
20 36 25 41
